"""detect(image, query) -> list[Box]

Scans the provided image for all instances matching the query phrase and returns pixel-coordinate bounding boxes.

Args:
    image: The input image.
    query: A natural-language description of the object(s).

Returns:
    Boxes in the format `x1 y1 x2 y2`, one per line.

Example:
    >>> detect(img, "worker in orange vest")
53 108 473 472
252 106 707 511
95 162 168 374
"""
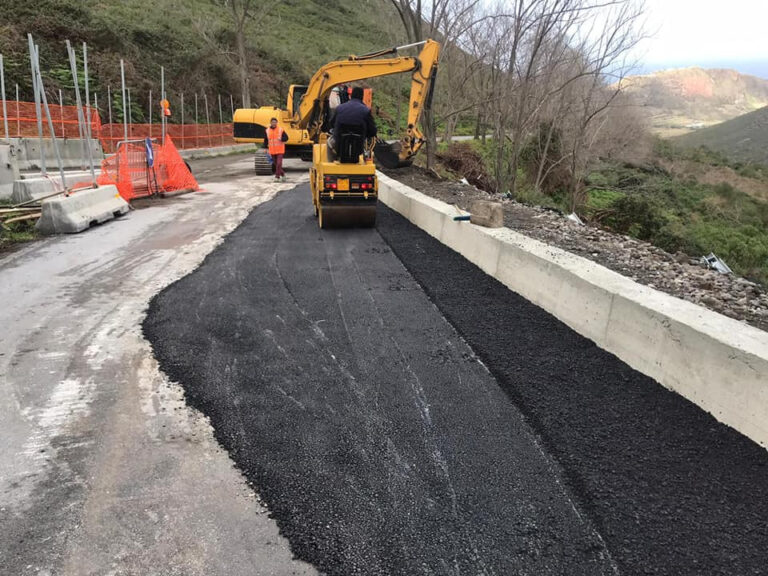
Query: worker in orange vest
264 117 289 181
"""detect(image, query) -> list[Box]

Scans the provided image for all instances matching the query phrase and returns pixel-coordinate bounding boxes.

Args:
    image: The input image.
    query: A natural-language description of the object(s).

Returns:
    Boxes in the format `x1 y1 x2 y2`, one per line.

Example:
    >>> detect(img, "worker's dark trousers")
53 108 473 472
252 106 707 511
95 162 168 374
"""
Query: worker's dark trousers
274 154 285 178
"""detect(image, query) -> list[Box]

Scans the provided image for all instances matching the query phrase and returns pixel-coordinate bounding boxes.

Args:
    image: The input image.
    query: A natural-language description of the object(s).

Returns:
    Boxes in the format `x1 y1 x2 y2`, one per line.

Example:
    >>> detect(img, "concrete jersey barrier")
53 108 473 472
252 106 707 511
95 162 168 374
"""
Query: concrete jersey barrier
11 170 100 204
11 137 103 171
36 184 130 235
376 171 768 449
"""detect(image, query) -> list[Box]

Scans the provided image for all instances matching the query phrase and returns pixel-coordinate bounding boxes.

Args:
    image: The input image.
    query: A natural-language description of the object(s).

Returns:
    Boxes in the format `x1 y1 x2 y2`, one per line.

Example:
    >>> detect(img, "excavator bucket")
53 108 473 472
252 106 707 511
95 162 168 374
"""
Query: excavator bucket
319 203 377 229
374 140 412 169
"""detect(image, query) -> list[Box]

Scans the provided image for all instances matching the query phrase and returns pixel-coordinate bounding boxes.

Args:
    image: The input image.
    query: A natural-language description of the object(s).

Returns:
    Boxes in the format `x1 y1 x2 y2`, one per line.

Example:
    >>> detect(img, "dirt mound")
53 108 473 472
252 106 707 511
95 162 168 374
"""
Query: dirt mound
436 143 495 192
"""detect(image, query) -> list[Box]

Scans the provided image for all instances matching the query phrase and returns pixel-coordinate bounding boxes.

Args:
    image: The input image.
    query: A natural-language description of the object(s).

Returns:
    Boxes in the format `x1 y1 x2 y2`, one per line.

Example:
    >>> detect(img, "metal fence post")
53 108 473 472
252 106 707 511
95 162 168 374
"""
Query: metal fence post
160 66 165 143
127 87 132 138
16 84 20 136
1 54 9 141
66 39 95 185
58 89 64 138
181 92 184 149
28 35 45 174
120 61 127 144
83 42 91 141
148 89 152 140
32 41 66 185
204 93 210 147
218 93 223 145
230 94 234 121
194 93 198 148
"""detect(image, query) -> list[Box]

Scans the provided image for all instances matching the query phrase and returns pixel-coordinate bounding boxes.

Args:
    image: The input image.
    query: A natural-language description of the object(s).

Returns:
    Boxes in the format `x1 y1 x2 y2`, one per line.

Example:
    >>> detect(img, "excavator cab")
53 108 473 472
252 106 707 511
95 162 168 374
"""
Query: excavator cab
287 85 308 117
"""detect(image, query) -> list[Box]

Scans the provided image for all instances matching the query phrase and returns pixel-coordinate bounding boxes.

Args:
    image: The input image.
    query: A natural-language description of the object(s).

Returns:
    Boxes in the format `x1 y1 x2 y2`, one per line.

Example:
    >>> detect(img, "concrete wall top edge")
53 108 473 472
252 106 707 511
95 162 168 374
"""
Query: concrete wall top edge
376 171 768 360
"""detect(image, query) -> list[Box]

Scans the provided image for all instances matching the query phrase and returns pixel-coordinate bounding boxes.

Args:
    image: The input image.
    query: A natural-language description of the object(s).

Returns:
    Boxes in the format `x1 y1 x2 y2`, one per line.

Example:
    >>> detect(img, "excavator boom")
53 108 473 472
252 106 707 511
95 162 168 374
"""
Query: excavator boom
295 39 440 167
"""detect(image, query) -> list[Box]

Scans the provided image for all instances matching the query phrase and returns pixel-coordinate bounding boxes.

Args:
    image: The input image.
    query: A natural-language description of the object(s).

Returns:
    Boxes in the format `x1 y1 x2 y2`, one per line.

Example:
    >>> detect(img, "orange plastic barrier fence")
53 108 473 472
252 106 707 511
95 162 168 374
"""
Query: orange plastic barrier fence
0 100 101 139
100 123 235 153
86 135 198 201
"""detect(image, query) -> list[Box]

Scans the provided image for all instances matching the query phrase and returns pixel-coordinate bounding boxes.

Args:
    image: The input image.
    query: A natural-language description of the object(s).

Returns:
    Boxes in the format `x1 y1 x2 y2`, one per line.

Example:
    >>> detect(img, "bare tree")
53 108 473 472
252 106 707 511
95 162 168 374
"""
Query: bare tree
388 0 483 167
230 0 255 108
196 0 280 108
460 0 645 198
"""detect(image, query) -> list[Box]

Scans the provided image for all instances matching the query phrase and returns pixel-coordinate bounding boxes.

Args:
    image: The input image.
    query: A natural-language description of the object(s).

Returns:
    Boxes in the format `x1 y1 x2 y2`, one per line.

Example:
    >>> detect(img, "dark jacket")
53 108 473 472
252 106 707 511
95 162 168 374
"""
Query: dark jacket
333 99 377 139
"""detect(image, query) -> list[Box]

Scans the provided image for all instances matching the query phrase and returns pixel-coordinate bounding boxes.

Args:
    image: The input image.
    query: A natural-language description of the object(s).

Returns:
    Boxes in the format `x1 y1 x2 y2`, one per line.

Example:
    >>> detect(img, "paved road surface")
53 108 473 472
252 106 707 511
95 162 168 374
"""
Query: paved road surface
0 156 316 575
3 154 767 575
144 183 617 575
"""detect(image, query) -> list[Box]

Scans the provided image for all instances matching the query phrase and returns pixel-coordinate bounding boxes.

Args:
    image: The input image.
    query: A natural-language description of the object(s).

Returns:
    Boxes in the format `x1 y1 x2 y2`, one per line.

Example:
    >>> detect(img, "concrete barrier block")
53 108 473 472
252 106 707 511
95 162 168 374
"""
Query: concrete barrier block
377 170 768 449
11 171 99 204
36 184 129 235
12 138 103 171
0 143 20 200
470 200 503 228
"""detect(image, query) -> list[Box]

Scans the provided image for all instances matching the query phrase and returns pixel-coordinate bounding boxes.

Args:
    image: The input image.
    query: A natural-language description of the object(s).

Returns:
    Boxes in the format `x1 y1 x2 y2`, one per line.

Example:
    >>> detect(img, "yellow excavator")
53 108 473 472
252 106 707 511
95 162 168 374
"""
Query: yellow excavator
233 39 440 228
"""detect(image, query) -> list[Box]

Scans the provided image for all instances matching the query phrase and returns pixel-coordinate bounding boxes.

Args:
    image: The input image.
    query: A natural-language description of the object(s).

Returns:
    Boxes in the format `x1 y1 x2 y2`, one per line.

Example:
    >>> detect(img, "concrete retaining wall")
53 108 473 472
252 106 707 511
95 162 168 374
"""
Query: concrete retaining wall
377 171 768 449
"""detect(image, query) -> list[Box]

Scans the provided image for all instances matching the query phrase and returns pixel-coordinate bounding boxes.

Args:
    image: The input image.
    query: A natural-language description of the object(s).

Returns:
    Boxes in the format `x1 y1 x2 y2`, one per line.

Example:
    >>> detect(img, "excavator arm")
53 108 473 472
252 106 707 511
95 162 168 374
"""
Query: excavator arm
294 39 440 167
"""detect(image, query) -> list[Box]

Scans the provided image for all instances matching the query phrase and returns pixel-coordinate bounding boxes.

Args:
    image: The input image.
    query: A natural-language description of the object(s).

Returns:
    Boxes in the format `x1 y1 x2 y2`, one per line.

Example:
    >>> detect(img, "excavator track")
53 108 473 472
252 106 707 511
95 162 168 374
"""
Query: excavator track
254 149 274 175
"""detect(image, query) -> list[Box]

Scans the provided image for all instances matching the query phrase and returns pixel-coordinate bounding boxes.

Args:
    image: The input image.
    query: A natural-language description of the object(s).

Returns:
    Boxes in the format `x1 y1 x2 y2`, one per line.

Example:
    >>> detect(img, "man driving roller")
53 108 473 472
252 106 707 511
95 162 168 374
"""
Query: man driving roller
329 86 377 159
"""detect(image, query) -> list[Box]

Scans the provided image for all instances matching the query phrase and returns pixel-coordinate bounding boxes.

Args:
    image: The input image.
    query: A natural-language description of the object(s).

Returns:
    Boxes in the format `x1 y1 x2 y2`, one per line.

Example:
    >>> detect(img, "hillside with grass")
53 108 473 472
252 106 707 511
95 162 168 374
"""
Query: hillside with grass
673 106 768 165
622 67 768 137
0 0 401 122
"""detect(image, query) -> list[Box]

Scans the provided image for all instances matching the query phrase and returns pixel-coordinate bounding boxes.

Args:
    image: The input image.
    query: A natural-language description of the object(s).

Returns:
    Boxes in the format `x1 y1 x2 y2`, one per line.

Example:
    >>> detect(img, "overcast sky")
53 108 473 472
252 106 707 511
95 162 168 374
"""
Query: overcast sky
637 0 768 75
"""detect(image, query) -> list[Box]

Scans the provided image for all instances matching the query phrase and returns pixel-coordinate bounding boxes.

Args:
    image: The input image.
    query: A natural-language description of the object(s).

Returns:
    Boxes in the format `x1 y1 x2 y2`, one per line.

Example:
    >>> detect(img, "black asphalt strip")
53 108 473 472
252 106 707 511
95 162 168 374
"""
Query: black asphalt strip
144 185 768 575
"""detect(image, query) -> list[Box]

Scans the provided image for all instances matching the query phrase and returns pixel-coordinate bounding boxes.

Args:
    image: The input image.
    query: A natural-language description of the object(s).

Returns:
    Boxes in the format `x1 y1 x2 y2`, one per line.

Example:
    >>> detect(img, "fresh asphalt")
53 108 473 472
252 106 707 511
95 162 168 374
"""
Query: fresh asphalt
144 183 768 575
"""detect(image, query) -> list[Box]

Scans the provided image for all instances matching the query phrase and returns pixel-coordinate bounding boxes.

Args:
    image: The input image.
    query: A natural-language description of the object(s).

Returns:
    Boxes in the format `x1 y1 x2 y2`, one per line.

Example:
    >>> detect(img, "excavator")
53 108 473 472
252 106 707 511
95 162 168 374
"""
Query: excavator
233 39 440 228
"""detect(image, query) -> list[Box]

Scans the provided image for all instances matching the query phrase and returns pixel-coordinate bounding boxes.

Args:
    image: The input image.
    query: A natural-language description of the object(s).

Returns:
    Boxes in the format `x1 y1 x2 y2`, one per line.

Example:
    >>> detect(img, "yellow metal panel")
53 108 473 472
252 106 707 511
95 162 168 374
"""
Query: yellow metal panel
337 179 350 191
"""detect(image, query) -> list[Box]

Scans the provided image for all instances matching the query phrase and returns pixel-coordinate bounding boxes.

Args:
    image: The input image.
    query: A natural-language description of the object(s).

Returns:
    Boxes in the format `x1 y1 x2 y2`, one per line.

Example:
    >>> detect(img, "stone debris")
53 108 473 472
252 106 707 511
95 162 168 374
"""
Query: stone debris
469 200 503 228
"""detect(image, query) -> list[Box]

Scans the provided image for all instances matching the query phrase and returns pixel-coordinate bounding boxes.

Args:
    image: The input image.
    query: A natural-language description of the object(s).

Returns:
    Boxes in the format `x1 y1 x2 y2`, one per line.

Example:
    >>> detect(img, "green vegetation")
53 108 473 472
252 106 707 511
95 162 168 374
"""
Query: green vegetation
586 146 768 284
439 138 768 285
0 200 39 248
674 106 768 165
0 0 400 122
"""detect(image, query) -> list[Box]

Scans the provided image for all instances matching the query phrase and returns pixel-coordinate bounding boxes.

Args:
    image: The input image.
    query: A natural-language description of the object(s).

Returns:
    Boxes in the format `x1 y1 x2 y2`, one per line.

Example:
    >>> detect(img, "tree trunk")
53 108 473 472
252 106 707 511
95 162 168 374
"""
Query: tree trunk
236 27 250 108
423 108 437 169
443 116 457 143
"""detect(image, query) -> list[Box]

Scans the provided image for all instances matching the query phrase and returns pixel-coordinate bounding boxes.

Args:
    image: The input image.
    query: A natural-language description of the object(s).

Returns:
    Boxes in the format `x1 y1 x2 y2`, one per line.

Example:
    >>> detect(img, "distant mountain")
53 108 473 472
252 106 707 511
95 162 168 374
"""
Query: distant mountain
674 106 768 165
622 68 768 137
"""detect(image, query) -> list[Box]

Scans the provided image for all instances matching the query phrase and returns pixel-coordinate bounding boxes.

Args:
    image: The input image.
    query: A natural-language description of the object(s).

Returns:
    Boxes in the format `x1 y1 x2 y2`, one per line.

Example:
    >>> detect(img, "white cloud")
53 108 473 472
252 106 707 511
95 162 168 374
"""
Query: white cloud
638 0 768 64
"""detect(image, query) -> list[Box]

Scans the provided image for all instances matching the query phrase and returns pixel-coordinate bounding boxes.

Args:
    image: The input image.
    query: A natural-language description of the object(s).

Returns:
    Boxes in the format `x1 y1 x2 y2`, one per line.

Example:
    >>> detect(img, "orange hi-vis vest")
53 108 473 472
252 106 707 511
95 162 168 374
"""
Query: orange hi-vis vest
266 125 286 155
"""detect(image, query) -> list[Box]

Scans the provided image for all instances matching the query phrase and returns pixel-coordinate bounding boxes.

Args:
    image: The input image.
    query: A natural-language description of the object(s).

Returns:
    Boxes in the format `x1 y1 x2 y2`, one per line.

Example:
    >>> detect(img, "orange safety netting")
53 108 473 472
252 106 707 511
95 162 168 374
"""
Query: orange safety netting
86 135 199 201
100 123 234 153
0 100 101 139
